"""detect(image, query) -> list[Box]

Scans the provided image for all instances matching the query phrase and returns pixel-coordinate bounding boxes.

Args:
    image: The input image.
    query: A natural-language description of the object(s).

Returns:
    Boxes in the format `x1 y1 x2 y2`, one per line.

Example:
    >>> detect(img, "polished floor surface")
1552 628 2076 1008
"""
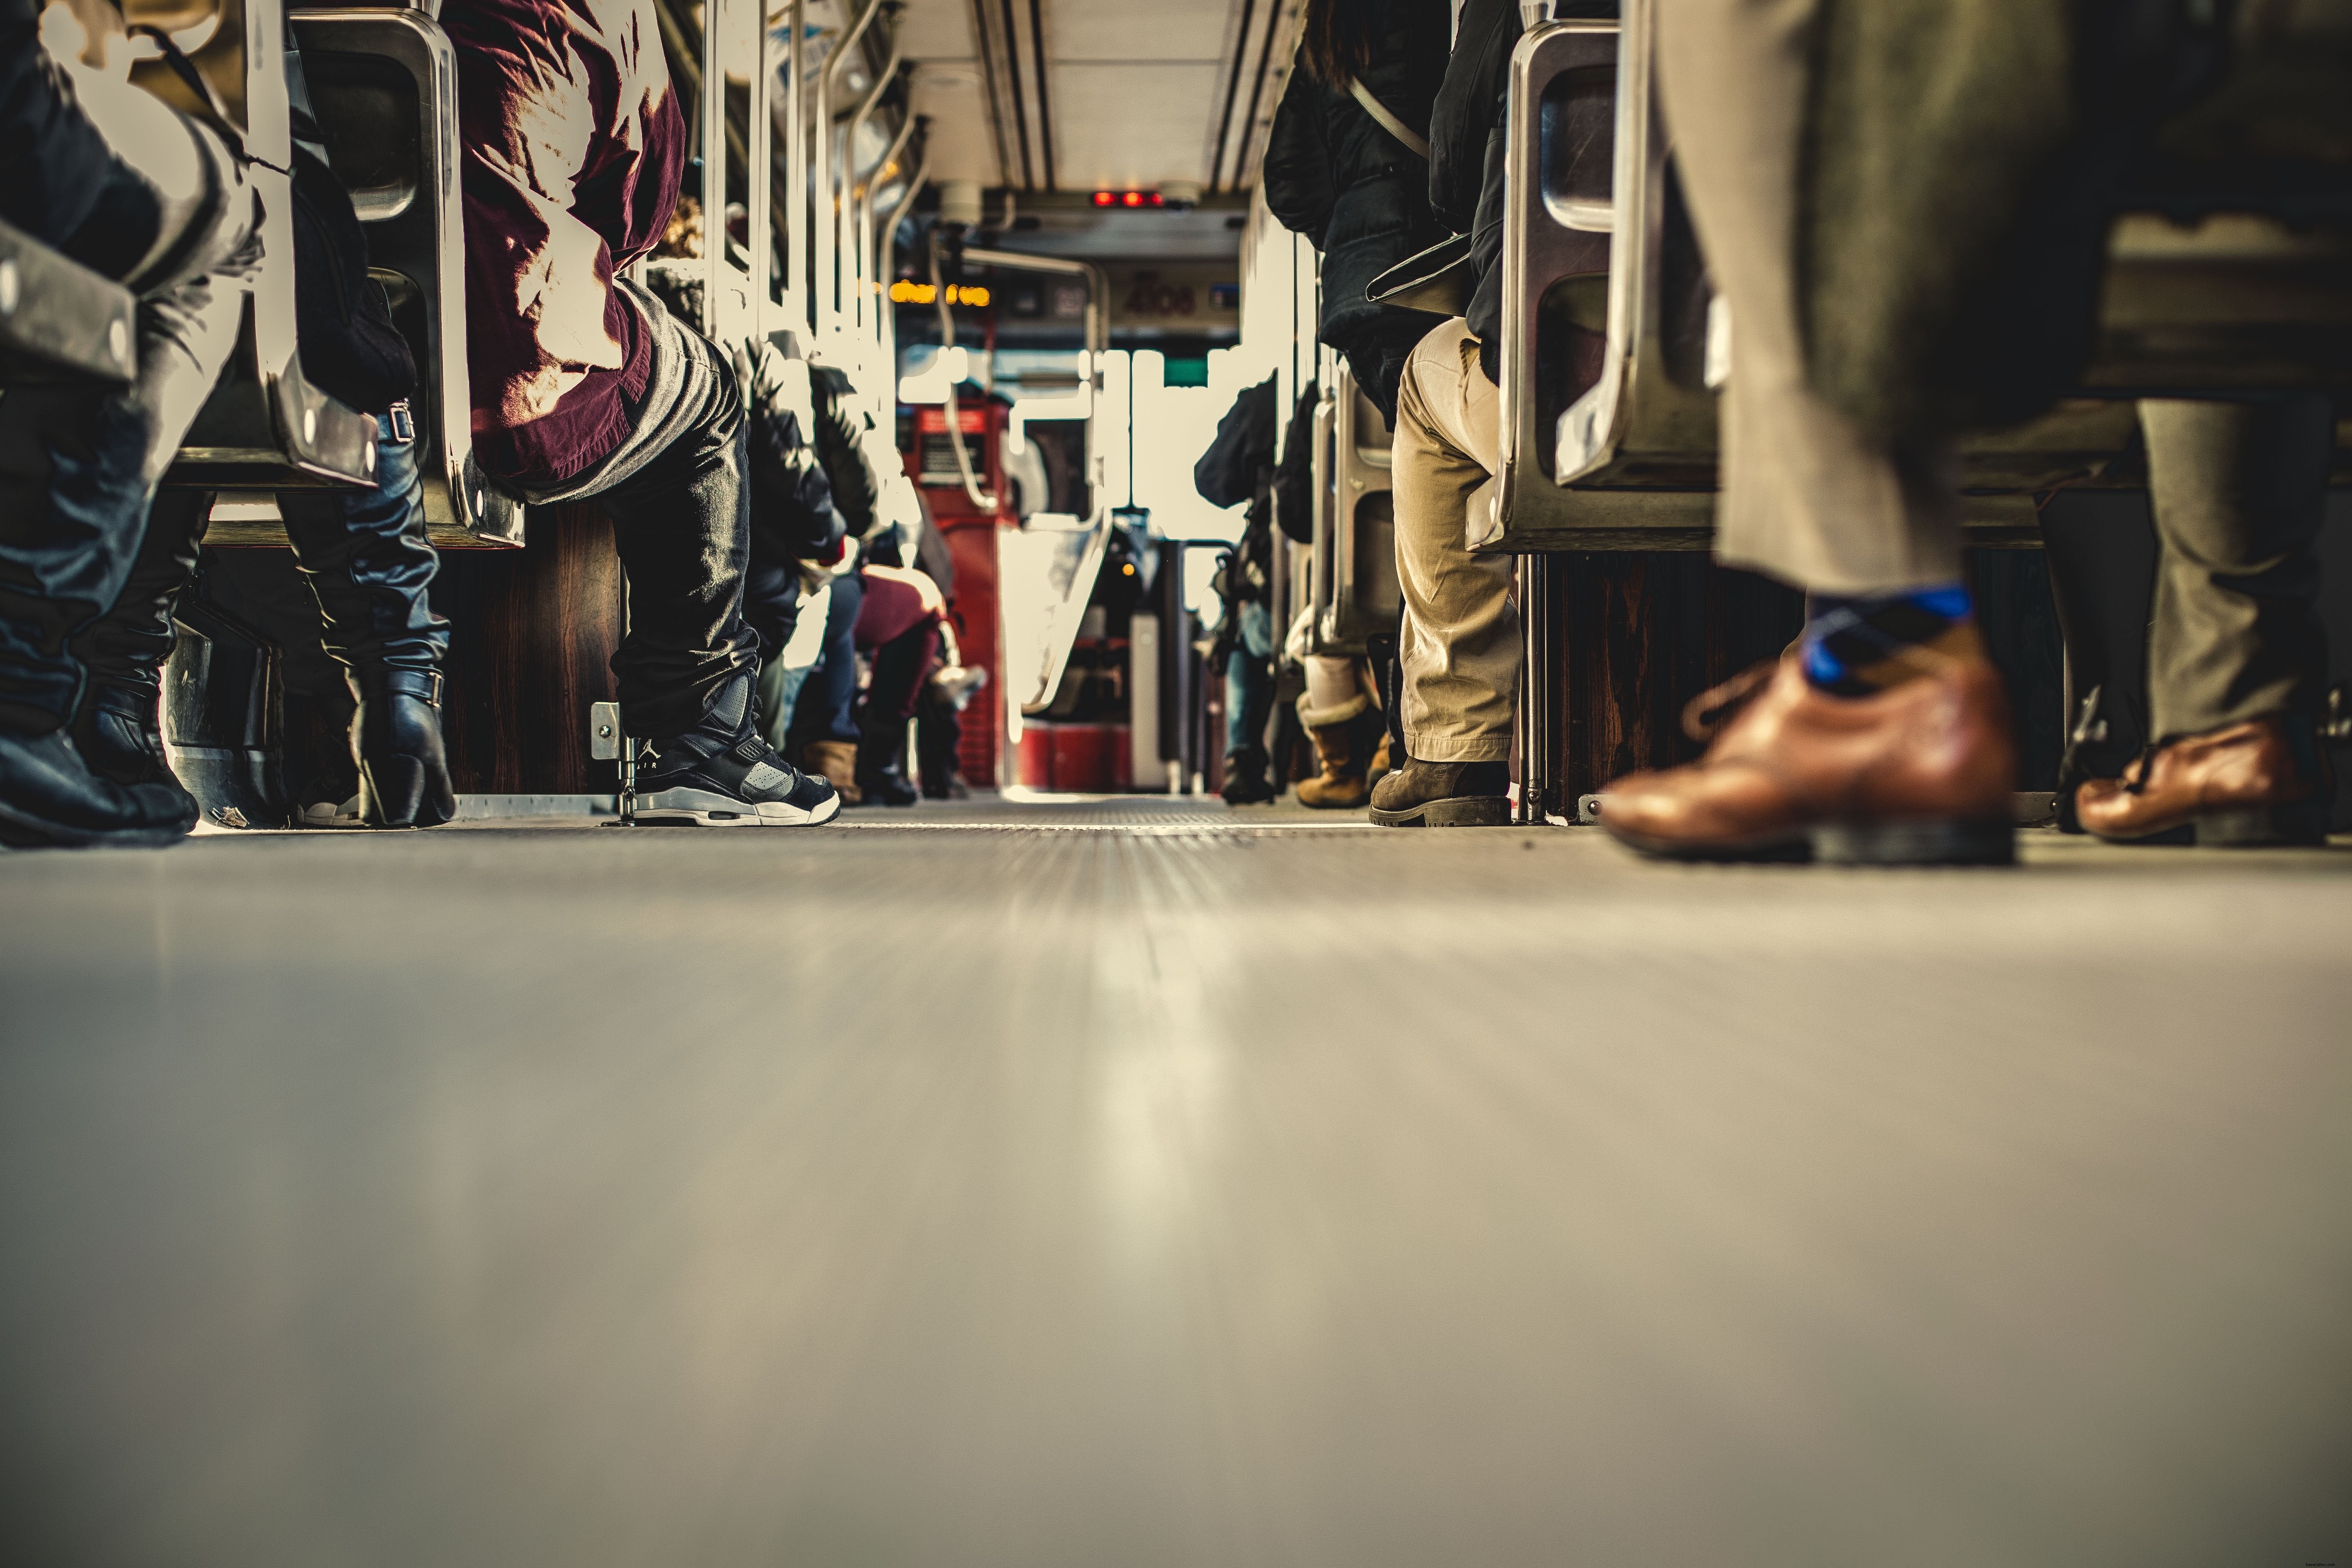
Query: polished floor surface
3 796 2350 1566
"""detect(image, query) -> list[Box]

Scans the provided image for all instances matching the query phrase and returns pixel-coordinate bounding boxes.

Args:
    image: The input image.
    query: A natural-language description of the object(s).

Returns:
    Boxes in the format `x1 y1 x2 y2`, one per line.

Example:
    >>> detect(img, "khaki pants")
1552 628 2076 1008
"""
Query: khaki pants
1655 0 1963 592
2142 397 2335 738
1394 320 1516 762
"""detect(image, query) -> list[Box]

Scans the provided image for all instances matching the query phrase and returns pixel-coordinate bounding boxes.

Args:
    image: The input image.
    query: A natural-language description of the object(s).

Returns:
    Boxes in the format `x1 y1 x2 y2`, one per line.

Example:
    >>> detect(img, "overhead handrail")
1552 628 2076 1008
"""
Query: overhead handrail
956 245 1114 712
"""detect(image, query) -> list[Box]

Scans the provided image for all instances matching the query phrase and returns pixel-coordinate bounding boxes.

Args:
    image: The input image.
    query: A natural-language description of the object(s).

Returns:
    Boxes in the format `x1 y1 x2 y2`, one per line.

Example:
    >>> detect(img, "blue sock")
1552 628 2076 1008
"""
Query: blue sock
1800 584 1977 695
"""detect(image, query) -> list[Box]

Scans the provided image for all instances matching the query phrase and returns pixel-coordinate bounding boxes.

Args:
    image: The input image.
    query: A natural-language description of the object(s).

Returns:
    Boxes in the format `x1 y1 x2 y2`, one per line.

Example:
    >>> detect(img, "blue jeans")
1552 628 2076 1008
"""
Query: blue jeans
0 274 244 733
799 572 865 746
1224 599 1275 757
81 411 445 703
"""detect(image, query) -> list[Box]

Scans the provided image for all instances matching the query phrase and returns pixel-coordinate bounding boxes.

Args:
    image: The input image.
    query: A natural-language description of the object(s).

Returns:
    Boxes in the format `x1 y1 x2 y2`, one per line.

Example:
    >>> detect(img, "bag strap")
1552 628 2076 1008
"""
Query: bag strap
1348 78 1431 160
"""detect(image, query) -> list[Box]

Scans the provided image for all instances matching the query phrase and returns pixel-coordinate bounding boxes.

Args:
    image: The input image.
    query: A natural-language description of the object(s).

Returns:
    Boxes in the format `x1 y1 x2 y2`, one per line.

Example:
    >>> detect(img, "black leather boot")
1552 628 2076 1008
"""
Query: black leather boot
70 488 213 795
73 680 175 788
0 728 197 849
350 667 456 828
855 704 921 808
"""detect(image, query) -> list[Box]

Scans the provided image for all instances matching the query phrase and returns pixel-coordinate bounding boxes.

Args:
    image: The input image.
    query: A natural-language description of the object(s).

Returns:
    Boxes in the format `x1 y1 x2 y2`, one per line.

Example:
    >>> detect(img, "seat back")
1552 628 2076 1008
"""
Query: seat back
139 0 381 500
1491 8 1715 551
1320 364 1401 648
288 7 508 543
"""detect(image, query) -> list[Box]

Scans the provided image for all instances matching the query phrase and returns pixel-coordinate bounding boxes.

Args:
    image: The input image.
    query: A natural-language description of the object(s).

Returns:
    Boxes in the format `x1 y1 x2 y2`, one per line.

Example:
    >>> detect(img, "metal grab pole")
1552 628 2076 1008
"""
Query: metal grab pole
1517 552 1551 824
840 16 903 335
783 0 804 326
814 0 883 339
872 130 928 412
858 102 920 340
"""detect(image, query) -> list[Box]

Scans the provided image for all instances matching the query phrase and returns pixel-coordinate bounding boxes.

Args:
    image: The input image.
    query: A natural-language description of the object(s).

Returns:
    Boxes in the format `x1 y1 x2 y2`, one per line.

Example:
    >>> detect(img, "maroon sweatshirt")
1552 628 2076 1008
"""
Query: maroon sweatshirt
442 0 685 483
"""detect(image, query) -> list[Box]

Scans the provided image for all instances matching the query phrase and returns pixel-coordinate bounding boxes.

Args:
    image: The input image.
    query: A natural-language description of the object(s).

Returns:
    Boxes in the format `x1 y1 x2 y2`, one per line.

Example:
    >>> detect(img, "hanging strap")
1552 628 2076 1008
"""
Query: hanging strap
1347 78 1431 160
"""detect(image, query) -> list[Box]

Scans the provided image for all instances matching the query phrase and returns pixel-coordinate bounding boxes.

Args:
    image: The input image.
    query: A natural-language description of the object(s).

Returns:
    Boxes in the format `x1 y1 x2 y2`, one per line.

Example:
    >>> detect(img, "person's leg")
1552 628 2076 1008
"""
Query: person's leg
1656 0 1961 595
70 486 212 786
1296 651 1371 809
1370 319 1515 826
577 318 833 826
797 571 864 801
0 267 246 846
1219 599 1277 804
1392 322 1514 761
278 412 454 826
587 336 760 742
2076 396 2335 845
1596 0 2013 864
857 617 940 807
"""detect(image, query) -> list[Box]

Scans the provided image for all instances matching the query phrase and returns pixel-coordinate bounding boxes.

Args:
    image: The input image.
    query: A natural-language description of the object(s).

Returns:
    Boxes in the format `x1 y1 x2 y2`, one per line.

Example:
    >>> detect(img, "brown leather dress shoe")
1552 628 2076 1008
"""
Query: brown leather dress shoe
1368 757 1512 826
2074 713 2332 846
1598 655 2016 864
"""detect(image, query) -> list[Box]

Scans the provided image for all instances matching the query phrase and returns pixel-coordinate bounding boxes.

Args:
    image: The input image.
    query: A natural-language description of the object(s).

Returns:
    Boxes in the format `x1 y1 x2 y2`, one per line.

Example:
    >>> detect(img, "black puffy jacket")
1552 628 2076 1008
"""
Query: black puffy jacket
1260 0 1451 414
1429 0 1518 383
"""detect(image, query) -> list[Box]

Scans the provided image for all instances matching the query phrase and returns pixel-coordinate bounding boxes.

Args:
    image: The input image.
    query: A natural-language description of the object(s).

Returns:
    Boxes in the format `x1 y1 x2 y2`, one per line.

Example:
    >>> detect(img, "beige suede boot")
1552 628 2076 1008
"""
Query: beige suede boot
1295 693 1372 809
803 739 863 805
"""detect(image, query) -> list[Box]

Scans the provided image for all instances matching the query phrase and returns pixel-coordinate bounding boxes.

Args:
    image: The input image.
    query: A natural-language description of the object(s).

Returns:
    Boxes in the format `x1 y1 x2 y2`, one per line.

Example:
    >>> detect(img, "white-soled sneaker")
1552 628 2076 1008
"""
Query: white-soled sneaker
635 732 841 826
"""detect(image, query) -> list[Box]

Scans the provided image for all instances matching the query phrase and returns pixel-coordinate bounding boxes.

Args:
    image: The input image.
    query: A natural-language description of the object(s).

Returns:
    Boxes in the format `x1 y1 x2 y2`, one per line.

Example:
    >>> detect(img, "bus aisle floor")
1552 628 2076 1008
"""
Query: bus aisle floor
2 800 2349 1564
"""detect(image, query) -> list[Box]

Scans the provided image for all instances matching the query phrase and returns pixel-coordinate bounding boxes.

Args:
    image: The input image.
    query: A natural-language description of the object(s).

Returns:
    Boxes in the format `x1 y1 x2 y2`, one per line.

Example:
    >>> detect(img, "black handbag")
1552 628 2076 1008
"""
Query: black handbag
288 142 416 416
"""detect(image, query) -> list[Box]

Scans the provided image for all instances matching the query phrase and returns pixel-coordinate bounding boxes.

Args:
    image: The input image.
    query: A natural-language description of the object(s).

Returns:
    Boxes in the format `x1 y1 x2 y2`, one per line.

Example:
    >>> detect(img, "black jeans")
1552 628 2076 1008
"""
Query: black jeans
500 296 757 742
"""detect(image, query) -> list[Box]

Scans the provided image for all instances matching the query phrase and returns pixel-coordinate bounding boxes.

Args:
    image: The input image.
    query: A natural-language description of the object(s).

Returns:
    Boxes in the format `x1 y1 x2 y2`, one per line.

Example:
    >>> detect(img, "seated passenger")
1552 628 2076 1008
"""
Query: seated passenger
1360 0 1547 827
643 209 855 782
73 64 455 828
2072 398 2336 846
442 0 835 827
0 0 256 847
1261 0 1450 811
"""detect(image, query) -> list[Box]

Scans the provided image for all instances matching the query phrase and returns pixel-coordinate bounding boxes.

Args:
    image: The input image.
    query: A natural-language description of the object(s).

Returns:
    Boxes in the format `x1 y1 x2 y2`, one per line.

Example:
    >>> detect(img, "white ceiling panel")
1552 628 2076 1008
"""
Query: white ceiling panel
886 0 1299 211
1054 62 1227 191
1051 0 1232 63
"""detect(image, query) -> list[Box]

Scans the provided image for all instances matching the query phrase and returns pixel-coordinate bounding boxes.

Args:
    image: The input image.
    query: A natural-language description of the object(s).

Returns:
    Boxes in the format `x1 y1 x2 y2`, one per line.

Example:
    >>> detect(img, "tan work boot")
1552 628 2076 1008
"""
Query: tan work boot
802 739 863 805
1368 756 1512 826
1295 693 1372 809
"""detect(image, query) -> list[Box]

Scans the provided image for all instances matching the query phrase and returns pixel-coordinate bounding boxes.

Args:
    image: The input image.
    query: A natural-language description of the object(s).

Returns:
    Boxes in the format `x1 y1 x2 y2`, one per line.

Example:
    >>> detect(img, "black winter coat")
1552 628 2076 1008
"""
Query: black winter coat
1433 0 1617 382
1261 0 1451 407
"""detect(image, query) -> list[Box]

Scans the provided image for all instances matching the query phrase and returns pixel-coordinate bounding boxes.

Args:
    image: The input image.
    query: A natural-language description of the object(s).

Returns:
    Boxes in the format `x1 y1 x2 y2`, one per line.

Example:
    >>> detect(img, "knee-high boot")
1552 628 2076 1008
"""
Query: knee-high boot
277 413 454 827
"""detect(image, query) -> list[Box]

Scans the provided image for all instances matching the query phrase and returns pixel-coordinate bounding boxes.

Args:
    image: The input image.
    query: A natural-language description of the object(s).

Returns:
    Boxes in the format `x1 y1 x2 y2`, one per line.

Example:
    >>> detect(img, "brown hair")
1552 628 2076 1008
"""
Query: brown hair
1298 0 1373 90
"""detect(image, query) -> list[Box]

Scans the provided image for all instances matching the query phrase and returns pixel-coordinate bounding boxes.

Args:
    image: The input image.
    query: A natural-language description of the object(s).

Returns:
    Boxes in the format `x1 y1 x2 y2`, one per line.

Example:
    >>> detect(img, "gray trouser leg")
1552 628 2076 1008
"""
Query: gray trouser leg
1654 0 1963 593
2139 397 2334 739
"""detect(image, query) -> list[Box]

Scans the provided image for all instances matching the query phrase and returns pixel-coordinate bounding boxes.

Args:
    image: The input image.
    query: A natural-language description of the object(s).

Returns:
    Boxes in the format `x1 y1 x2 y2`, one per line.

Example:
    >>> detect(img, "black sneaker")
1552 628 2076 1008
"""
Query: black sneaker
637 731 841 826
635 671 841 827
